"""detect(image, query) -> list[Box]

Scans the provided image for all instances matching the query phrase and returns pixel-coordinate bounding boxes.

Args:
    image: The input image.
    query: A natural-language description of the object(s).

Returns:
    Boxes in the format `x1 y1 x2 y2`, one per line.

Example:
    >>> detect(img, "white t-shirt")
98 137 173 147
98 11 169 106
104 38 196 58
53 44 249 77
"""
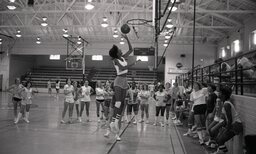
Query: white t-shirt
155 91 166 106
56 81 60 89
80 86 92 102
138 90 150 104
96 87 105 100
64 84 74 99
190 88 208 106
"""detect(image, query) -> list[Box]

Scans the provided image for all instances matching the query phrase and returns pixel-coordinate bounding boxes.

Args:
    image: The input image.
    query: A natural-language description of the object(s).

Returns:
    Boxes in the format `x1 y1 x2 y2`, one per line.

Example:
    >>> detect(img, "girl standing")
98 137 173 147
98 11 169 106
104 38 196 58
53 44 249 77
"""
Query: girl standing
190 82 208 145
61 78 74 124
47 79 52 96
126 83 139 124
17 81 38 123
73 81 81 120
154 85 166 127
95 81 105 122
138 84 150 123
108 34 139 141
55 80 60 97
79 80 94 122
7 78 24 122
164 82 172 125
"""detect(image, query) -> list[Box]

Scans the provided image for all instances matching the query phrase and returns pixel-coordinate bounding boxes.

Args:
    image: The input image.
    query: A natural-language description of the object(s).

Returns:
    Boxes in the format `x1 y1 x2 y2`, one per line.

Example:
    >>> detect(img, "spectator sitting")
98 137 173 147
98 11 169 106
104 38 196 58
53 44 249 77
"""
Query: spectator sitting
213 85 243 154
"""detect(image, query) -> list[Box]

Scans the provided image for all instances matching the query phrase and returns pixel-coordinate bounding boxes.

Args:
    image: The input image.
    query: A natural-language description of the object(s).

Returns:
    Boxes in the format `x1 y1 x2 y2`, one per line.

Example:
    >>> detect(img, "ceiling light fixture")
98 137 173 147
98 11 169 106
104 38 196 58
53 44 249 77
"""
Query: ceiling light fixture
16 30 21 38
163 43 168 47
165 33 171 39
113 29 118 38
7 0 16 10
36 37 41 44
62 29 69 37
41 17 48 27
85 0 94 10
77 36 82 44
101 17 108 28
120 37 125 45
166 19 174 29
0 38 2 45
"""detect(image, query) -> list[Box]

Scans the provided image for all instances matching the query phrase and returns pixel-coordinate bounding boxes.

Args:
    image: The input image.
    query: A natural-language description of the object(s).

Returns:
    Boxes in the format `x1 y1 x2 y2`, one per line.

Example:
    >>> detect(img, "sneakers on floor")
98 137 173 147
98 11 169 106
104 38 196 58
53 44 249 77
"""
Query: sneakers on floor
104 130 110 138
115 135 121 141
78 117 82 123
160 122 165 127
60 120 65 124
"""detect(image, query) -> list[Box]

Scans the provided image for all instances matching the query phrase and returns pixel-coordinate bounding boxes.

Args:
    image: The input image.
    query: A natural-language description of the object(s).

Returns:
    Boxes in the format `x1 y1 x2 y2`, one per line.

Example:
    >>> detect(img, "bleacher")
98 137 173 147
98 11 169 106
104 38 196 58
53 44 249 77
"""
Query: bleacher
25 66 163 88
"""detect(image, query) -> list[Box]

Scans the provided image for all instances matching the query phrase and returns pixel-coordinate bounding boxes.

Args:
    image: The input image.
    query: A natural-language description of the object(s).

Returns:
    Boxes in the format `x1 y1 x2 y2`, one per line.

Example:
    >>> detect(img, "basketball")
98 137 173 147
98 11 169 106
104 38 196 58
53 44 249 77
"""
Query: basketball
121 24 130 34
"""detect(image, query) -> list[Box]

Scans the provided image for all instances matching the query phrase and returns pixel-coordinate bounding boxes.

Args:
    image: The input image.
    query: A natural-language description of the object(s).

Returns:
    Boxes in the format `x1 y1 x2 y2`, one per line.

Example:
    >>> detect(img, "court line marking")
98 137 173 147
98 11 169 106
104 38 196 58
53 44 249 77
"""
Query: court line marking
169 125 176 154
106 116 134 154
173 124 187 154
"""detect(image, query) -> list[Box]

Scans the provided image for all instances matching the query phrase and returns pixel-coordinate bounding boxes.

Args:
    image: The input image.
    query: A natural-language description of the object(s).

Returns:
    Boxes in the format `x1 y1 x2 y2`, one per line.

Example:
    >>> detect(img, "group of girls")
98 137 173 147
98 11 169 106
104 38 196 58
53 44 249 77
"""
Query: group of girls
7 78 38 124
183 81 243 154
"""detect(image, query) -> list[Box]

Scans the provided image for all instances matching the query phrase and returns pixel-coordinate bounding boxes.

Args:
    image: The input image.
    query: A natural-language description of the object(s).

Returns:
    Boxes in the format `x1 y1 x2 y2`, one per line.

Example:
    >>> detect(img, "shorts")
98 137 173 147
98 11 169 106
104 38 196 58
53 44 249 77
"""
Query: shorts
65 97 74 103
13 97 22 102
114 76 128 89
23 99 32 105
96 99 105 103
56 88 60 92
127 104 138 114
193 104 207 115
176 100 183 106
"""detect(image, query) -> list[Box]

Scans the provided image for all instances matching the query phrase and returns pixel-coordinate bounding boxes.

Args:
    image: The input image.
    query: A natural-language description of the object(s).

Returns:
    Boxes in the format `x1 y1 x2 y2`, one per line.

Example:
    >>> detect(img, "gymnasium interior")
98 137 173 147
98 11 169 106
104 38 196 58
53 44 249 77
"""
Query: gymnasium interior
0 0 256 154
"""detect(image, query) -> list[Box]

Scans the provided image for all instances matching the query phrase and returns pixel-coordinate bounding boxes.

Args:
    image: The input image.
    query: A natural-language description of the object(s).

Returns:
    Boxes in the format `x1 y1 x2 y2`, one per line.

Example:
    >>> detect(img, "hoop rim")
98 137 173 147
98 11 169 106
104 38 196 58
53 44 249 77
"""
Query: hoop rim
126 18 152 25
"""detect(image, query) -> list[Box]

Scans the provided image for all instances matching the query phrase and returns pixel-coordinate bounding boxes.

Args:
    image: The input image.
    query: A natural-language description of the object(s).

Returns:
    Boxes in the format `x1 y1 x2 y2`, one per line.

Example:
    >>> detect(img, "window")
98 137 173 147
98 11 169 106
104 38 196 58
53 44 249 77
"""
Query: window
49 55 60 60
253 30 256 45
92 55 103 61
221 47 226 58
136 56 148 62
233 40 240 53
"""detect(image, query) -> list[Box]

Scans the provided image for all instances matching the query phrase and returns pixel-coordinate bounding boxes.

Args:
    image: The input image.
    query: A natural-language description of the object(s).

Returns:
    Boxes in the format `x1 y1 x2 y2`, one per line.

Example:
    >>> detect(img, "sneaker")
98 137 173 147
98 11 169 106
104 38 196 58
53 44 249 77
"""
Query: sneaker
173 119 178 124
98 119 101 123
153 122 157 126
183 131 192 136
110 122 117 133
115 135 121 141
210 143 217 149
172 116 177 120
199 139 204 145
87 119 91 122
160 122 165 127
175 121 183 126
212 149 226 154
24 118 30 123
205 140 211 146
104 130 110 138
193 134 199 138
78 117 82 123
60 120 65 124
133 120 137 125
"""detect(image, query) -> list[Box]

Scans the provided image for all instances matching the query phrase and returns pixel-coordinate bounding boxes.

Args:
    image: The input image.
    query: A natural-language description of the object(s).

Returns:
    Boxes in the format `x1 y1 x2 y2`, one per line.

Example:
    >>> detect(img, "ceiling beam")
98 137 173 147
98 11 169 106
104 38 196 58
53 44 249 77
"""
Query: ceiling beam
116 0 143 26
0 24 235 29
28 0 47 25
1 9 255 14
56 0 77 24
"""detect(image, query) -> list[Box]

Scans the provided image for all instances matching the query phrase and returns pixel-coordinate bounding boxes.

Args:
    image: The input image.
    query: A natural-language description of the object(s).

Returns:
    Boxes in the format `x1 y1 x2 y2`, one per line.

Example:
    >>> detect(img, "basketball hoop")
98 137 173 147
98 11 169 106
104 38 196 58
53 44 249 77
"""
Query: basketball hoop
148 65 154 71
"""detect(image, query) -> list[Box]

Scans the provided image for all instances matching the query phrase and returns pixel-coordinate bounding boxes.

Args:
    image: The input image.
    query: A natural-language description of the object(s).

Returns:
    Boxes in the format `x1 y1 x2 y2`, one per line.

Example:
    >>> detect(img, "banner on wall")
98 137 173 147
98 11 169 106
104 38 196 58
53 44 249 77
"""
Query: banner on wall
168 67 189 74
